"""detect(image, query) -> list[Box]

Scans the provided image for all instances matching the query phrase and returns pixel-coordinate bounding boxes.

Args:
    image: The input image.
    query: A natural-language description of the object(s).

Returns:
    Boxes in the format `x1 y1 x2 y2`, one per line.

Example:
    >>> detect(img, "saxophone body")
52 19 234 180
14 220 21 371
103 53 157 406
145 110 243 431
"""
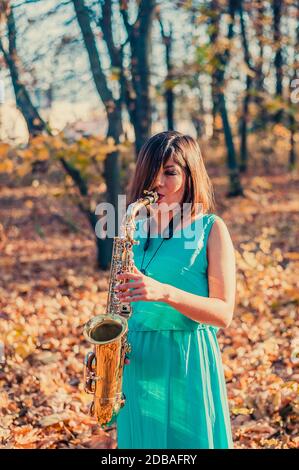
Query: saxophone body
83 190 158 429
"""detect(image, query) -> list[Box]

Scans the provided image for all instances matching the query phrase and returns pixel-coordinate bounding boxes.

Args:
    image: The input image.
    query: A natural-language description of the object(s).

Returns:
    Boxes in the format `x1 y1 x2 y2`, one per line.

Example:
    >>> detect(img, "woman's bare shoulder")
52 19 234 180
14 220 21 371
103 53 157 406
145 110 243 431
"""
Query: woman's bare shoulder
207 215 234 253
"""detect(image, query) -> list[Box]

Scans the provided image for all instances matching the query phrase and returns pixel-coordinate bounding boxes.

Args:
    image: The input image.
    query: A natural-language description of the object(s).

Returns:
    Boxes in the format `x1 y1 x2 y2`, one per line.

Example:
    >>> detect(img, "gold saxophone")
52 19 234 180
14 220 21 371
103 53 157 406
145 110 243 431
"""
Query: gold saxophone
83 190 158 429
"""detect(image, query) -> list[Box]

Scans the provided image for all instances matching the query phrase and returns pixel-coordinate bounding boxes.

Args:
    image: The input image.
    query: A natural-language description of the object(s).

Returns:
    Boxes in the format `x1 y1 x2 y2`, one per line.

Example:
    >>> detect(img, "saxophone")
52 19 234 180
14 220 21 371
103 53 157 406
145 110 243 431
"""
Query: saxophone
83 190 158 429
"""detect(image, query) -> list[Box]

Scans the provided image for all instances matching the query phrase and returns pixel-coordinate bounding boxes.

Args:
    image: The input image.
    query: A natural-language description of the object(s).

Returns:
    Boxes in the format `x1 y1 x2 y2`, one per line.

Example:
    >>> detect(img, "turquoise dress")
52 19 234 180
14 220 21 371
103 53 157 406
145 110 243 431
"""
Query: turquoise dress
116 213 233 449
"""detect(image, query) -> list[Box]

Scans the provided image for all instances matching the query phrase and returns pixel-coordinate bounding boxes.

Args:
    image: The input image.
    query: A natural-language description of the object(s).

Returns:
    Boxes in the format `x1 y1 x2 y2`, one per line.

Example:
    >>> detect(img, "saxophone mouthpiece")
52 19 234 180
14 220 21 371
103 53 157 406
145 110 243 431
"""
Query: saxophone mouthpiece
143 190 159 205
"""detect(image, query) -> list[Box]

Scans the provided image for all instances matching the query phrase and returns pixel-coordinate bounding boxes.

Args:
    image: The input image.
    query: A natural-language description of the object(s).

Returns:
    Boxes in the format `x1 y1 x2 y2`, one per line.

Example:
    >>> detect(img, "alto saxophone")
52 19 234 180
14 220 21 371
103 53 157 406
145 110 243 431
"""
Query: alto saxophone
83 190 158 429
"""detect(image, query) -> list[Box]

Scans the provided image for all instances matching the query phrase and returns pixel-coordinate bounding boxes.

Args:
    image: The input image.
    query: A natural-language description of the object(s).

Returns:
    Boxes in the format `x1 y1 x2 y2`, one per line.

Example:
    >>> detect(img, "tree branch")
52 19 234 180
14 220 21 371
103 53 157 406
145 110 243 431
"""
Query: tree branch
98 0 121 68
119 0 133 38
72 0 114 109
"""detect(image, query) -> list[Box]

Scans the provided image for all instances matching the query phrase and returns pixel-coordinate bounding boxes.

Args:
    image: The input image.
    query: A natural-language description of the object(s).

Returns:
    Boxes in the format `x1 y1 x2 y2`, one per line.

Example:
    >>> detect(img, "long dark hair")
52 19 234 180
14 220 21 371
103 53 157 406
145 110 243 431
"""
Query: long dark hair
127 131 216 216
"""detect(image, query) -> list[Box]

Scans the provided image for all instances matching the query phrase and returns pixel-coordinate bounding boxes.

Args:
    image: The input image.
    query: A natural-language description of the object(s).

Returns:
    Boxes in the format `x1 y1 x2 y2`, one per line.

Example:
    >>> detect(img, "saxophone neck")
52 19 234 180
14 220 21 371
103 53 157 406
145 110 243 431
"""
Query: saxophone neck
121 190 158 243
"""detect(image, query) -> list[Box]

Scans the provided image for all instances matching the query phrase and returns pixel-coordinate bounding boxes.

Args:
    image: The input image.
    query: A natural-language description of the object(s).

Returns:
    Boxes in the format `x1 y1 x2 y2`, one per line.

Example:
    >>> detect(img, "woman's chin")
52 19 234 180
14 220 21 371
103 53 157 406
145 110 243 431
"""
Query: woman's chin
157 200 171 210
157 195 166 204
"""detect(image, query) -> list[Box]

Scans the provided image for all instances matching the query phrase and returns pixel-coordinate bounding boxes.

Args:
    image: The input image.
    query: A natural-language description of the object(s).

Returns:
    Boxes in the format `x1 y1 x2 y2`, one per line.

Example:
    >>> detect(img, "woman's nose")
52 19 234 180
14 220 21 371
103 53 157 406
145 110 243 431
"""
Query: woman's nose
153 172 165 189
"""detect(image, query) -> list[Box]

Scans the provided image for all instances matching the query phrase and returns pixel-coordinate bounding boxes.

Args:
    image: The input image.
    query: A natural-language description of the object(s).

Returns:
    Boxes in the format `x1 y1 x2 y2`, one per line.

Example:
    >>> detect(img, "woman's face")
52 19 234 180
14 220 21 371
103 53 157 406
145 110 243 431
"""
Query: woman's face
151 155 186 210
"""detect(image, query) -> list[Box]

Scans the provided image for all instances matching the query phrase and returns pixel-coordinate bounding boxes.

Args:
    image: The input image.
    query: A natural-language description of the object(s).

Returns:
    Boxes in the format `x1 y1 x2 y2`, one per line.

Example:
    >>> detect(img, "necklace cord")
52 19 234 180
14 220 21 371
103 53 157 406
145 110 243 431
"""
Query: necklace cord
140 213 183 274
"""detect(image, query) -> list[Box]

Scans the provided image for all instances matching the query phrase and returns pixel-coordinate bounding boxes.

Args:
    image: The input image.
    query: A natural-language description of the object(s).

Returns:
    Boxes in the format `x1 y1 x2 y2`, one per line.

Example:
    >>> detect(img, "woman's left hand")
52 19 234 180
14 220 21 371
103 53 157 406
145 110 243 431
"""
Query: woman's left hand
115 265 166 303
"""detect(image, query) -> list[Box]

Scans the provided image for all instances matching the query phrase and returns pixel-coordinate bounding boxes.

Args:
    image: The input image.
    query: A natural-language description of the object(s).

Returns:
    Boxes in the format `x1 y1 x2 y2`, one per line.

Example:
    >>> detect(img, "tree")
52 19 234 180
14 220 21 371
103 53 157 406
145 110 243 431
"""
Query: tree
288 0 299 170
0 2 47 136
273 0 283 97
209 0 243 196
73 0 157 156
72 0 124 269
238 0 256 173
158 13 175 130
0 1 122 270
118 0 156 154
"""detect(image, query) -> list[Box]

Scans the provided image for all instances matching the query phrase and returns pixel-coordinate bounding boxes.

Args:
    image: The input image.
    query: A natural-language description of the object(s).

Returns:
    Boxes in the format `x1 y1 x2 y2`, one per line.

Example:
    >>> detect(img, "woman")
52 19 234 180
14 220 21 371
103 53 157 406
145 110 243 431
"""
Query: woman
115 131 236 449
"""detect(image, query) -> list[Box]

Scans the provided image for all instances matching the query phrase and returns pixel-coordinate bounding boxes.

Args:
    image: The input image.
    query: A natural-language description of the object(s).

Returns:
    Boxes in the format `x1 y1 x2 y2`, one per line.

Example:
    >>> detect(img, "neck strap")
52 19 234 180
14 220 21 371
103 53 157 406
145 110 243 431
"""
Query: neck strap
143 213 183 252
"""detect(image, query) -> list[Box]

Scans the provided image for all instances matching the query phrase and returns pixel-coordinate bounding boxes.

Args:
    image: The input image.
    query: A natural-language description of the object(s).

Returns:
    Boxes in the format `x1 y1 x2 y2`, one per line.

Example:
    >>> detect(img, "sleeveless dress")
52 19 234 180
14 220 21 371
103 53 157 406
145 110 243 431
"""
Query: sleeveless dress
116 213 234 449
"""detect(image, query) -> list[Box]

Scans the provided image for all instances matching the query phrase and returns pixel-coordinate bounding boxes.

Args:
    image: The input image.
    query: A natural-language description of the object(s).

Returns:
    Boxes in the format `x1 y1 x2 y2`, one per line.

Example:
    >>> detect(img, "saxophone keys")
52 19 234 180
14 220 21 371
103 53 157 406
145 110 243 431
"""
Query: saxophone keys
124 341 131 364
120 393 126 408
83 351 96 393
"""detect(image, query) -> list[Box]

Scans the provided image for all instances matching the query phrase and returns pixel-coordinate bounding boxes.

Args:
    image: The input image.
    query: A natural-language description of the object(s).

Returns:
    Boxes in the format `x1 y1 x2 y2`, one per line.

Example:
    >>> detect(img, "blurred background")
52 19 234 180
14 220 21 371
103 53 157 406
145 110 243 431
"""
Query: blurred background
0 0 298 449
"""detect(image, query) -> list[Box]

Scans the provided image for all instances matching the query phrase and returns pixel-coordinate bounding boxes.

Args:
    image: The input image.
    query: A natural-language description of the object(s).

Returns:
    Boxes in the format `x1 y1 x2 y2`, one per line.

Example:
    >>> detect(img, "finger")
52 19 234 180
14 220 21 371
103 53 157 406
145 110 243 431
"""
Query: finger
116 272 141 281
121 288 144 296
115 281 143 292
118 288 144 299
120 294 145 303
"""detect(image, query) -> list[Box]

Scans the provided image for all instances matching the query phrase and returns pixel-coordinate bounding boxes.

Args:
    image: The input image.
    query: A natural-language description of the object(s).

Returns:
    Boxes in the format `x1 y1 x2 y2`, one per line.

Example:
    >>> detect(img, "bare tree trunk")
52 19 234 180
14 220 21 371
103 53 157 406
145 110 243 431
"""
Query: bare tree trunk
289 111 296 170
239 0 255 173
191 83 205 139
252 0 267 130
73 0 123 269
255 0 265 92
209 0 221 140
289 0 298 170
273 0 283 122
0 8 46 136
210 0 243 196
120 0 156 155
159 18 175 130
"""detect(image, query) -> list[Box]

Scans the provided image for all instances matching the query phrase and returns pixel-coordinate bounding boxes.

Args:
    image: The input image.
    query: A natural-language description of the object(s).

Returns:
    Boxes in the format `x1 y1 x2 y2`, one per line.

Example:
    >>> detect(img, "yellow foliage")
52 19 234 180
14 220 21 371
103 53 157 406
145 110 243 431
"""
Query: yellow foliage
97 144 117 155
95 153 107 162
50 136 68 150
6 328 36 360
30 135 47 148
231 407 254 416
21 149 34 160
25 200 34 208
0 160 13 174
107 137 115 146
17 163 31 177
0 143 10 157
0 133 124 180
285 252 299 260
36 148 49 161
164 79 176 90
109 72 119 81
251 176 272 190
214 115 222 130
273 124 290 138
241 313 255 324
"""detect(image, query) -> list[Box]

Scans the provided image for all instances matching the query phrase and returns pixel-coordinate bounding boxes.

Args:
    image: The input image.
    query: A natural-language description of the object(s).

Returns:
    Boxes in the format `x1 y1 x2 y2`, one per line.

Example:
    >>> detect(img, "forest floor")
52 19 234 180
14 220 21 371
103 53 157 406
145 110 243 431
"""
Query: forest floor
0 162 298 449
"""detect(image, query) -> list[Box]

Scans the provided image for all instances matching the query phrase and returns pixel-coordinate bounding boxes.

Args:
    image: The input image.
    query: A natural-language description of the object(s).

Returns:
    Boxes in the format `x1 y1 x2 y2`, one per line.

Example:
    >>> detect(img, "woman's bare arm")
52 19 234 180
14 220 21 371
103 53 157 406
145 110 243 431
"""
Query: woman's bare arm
162 217 236 328
116 218 236 328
